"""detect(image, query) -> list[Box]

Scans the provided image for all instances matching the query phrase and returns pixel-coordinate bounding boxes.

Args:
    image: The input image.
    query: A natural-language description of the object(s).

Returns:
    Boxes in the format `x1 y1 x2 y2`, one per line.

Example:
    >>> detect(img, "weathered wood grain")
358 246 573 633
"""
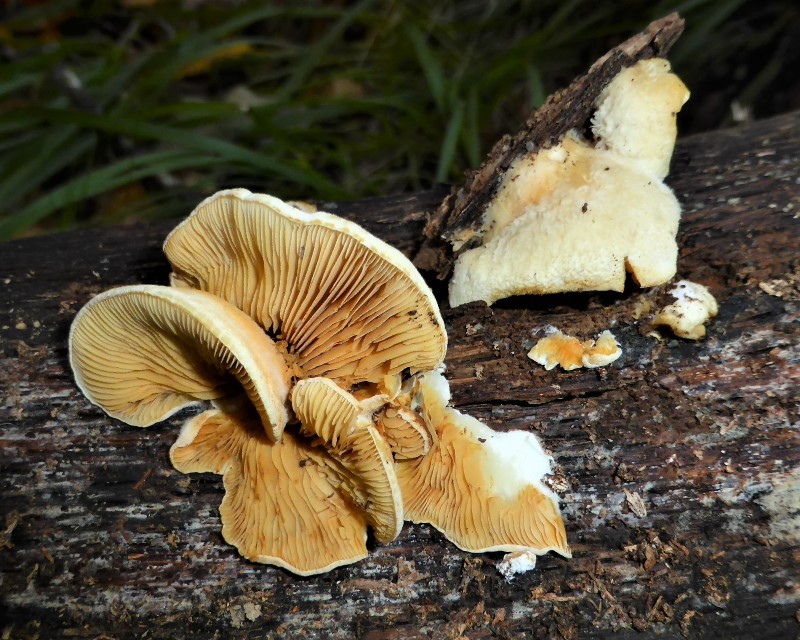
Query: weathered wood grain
1 112 799 639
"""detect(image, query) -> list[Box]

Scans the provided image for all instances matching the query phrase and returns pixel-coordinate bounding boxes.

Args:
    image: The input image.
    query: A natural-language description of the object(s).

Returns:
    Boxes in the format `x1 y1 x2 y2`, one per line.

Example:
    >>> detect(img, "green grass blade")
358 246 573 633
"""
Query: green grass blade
0 150 219 239
436 100 465 183
527 65 547 108
0 128 96 209
276 0 380 102
464 88 481 168
407 24 447 113
33 108 348 198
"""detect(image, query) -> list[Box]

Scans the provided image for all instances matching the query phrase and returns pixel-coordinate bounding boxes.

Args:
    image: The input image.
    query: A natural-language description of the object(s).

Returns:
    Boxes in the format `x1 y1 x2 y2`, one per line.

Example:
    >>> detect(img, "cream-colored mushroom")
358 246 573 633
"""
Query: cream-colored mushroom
164 188 447 387
396 370 571 557
170 408 369 575
69 285 290 440
449 58 690 307
291 377 403 543
70 190 572 574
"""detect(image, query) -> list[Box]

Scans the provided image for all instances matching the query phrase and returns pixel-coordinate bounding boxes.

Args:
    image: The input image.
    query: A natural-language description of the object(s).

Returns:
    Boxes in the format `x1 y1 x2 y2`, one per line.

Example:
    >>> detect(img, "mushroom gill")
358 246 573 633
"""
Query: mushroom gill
69 190 571 576
396 371 570 557
291 377 403 544
69 285 290 440
164 189 447 387
170 408 369 575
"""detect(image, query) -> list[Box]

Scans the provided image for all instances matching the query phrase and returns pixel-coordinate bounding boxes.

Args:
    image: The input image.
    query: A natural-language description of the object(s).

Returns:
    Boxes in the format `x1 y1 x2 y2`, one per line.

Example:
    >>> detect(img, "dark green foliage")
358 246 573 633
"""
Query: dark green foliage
0 0 796 238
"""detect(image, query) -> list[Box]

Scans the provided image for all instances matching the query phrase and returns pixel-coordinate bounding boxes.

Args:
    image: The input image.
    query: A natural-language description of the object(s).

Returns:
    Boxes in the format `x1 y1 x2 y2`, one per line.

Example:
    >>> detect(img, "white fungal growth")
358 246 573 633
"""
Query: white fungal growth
448 59 690 307
653 280 718 339
497 550 538 581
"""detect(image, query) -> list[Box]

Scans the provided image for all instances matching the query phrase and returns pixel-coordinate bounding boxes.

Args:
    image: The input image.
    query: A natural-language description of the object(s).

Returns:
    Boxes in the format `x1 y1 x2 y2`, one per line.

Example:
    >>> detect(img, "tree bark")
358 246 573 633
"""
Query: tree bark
1 111 798 639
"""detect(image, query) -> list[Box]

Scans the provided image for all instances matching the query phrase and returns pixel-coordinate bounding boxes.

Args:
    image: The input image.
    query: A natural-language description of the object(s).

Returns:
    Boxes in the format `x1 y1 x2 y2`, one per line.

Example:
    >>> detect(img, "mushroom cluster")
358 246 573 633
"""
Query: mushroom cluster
70 189 569 575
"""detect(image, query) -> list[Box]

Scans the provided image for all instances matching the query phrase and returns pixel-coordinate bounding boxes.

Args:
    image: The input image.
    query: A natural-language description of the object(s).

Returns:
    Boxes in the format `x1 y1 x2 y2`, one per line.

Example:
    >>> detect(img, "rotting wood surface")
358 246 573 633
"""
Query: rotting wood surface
1 112 799 639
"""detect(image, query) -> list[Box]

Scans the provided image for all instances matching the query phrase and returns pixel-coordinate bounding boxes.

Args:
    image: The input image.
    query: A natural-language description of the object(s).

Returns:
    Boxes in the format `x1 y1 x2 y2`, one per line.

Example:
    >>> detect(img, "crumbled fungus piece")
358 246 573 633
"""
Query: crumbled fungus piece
497 550 539 581
652 280 718 340
449 59 690 307
528 329 622 371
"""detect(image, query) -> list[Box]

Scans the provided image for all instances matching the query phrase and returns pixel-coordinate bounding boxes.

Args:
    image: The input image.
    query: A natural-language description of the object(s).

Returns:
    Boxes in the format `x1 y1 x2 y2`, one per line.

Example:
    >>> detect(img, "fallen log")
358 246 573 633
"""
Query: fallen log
1 110 798 639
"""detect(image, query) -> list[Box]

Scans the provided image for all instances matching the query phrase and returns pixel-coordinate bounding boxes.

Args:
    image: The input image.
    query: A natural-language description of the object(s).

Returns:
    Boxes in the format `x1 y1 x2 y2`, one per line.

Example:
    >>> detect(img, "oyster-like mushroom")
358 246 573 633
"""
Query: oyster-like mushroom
164 188 447 386
69 285 290 440
397 370 571 558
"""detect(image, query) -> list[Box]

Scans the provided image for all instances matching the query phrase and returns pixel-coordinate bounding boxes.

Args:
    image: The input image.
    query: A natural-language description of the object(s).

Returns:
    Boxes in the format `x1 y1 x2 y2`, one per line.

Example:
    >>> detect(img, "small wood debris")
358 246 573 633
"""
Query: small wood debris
679 610 698 637
0 511 20 550
132 468 152 491
623 488 648 517
758 269 800 301
465 323 482 336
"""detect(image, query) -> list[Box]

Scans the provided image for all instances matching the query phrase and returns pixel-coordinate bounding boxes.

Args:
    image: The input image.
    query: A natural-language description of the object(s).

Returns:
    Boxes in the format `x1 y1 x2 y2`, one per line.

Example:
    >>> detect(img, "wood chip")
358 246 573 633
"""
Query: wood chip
624 489 648 517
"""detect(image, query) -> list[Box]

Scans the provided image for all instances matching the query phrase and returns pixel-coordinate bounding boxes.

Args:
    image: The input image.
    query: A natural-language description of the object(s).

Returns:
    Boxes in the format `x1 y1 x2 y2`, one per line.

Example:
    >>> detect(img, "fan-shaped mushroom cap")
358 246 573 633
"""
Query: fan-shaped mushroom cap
69 285 290 441
164 189 447 387
397 371 570 557
291 377 403 543
376 405 431 460
170 408 369 575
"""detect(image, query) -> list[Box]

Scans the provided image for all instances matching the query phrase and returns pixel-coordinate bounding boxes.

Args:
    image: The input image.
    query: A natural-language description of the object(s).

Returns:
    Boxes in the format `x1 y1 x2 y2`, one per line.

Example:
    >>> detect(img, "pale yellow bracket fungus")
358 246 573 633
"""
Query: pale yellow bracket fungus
397 371 571 558
528 329 622 371
652 280 718 339
449 59 690 307
291 377 403 544
164 189 447 387
69 285 290 441
170 408 369 575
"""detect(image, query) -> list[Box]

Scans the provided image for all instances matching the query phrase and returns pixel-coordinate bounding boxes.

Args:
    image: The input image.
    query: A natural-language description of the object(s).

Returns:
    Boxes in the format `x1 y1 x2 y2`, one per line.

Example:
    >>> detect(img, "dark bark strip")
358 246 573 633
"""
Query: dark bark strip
1 111 799 639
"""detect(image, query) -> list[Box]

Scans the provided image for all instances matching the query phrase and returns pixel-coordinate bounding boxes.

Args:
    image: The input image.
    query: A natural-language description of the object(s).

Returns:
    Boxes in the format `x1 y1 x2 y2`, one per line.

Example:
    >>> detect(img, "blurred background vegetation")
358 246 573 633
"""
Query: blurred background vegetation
1 0 798 239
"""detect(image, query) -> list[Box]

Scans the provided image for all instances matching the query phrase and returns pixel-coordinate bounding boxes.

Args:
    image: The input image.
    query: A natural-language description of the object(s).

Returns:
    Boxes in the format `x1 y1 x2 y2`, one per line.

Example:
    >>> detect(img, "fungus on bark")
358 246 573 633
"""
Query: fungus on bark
528 329 622 371
70 189 571 574
70 191 449 573
652 280 718 339
396 370 571 558
447 58 689 307
415 15 689 308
